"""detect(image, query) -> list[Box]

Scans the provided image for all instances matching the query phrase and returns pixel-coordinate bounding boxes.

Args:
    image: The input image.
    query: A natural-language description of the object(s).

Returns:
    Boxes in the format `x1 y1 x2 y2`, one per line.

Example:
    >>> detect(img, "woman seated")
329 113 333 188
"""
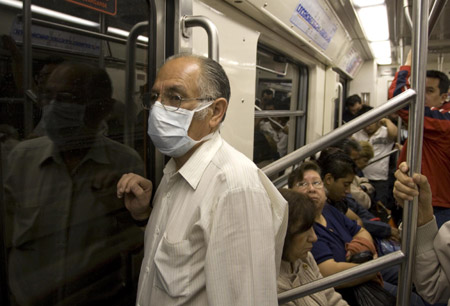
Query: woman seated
287 161 425 306
277 188 349 306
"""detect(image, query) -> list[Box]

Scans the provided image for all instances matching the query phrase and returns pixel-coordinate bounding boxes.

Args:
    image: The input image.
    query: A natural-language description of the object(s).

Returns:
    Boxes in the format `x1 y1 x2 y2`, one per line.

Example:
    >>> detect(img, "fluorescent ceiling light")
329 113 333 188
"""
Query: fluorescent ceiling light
107 27 149 43
375 57 392 65
357 5 389 41
352 0 384 8
370 40 391 58
0 0 99 28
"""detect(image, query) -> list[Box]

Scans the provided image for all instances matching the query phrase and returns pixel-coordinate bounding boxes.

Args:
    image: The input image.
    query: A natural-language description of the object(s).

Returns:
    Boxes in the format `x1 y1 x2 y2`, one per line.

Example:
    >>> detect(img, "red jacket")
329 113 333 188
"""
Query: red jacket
389 65 450 208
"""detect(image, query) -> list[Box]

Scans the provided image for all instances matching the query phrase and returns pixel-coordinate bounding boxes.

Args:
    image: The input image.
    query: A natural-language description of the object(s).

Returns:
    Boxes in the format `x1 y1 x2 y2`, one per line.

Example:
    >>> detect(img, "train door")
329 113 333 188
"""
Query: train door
0 1 153 304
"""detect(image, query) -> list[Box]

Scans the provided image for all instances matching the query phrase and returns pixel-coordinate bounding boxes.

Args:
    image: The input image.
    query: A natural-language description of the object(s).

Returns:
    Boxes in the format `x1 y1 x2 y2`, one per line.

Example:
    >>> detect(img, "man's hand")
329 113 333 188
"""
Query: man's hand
393 162 433 226
117 173 153 221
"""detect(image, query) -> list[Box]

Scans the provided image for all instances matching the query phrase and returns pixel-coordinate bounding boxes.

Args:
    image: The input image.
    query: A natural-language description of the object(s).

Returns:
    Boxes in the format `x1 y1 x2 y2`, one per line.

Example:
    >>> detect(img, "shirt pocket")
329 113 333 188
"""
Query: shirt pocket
153 235 191 298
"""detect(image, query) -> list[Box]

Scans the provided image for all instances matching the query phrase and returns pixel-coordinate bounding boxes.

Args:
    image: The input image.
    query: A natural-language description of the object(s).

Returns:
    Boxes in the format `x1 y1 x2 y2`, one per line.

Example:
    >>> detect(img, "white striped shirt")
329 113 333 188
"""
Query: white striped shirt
136 132 288 306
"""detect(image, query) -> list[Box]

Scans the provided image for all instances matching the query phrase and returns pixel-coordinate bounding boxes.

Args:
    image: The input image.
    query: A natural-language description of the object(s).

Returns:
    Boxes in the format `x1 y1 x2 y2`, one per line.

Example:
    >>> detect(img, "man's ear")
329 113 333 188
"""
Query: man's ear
209 98 228 129
440 92 448 104
323 173 334 186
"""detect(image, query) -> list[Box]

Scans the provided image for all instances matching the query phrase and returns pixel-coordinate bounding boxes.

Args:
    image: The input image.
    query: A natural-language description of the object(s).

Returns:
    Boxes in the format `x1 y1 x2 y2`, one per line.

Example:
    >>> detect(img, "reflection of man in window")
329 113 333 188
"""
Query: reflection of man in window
4 62 144 305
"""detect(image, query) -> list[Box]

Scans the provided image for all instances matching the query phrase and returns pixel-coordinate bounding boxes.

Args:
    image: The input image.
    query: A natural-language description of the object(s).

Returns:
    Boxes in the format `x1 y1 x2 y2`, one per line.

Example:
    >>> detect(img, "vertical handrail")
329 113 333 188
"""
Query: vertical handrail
428 0 448 35
124 21 149 147
181 16 219 62
403 0 413 31
23 0 33 136
337 82 344 127
397 0 428 304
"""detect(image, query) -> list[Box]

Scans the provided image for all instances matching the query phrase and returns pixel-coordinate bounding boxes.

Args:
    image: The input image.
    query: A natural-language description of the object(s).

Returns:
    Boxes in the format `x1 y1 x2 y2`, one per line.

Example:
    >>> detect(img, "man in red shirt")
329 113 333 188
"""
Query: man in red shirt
389 51 450 227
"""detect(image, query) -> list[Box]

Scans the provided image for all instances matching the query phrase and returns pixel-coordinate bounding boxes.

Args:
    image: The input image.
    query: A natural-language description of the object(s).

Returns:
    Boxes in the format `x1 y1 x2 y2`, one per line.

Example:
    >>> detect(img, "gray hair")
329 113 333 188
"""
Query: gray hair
167 54 231 121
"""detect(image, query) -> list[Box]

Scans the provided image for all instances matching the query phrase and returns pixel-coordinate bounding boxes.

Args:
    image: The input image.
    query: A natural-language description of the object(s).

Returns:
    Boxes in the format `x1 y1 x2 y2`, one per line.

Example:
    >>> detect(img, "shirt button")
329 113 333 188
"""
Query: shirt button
146 266 150 273
166 192 171 198
155 228 160 235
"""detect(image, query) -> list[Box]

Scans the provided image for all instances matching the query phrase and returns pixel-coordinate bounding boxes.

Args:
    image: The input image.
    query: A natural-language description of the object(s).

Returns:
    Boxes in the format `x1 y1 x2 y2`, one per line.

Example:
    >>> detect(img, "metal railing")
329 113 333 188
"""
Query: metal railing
124 21 149 147
181 16 219 62
272 0 433 304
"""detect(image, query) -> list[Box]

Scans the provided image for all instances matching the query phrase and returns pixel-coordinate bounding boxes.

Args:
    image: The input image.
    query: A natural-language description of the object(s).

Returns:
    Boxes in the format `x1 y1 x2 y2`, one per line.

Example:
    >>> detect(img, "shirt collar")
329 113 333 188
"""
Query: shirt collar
163 132 222 190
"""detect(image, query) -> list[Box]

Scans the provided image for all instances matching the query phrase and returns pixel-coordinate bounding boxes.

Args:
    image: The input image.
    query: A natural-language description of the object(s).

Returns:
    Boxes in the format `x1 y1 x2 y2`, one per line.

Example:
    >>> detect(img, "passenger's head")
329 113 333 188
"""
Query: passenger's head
336 138 361 162
288 161 326 216
355 141 374 170
357 105 380 135
318 151 356 202
426 70 449 108
279 188 317 262
150 54 230 134
43 62 114 150
345 94 362 115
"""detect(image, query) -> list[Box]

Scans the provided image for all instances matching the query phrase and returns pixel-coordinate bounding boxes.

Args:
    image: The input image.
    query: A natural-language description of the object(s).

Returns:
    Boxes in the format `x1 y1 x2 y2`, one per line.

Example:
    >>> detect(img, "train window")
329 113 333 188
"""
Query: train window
254 46 308 171
0 1 149 305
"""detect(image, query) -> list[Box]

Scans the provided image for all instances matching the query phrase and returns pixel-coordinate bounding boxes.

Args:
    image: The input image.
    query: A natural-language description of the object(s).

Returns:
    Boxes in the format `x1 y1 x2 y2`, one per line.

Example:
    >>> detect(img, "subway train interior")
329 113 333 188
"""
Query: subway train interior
0 0 449 305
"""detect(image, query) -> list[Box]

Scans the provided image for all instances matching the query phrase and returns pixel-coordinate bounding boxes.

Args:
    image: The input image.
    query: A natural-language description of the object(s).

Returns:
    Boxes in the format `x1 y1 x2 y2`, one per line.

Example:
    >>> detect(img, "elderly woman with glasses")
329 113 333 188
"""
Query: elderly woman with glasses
288 161 397 305
277 188 349 306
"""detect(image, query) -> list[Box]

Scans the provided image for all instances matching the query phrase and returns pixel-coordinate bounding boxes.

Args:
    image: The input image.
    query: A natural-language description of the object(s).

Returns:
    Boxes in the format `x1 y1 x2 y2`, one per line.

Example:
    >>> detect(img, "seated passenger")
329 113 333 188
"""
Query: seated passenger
288 161 410 305
277 188 349 306
335 138 375 209
394 162 450 305
317 149 395 240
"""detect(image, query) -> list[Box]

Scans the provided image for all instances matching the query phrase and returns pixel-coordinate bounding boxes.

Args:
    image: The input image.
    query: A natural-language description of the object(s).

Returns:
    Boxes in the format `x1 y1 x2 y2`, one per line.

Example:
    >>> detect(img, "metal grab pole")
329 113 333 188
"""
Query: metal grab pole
23 0 33 136
124 21 149 147
278 251 405 304
428 0 448 35
262 89 416 178
337 82 344 127
397 0 428 304
181 16 219 62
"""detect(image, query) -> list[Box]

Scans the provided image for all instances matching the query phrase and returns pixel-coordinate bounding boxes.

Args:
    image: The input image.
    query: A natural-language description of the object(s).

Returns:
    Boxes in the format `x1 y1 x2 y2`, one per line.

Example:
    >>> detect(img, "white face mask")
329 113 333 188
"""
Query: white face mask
147 101 214 157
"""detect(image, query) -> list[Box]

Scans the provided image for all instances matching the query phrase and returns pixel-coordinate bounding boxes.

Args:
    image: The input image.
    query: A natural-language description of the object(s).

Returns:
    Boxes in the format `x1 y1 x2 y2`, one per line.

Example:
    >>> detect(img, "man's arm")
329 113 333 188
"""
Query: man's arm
394 162 450 303
388 51 412 100
204 189 279 306
380 118 398 142
117 173 153 223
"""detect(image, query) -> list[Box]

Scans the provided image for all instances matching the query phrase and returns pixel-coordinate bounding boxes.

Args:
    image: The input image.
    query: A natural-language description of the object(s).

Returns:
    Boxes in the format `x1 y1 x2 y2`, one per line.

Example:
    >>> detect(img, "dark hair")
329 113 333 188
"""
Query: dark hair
318 150 357 180
427 70 450 94
279 188 316 260
335 138 361 156
345 94 362 108
262 89 273 96
356 104 373 116
288 160 321 188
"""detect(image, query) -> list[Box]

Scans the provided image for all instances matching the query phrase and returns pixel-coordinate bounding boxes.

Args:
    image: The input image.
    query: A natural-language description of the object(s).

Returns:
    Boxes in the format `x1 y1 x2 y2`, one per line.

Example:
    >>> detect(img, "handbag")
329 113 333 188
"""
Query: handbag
353 281 396 306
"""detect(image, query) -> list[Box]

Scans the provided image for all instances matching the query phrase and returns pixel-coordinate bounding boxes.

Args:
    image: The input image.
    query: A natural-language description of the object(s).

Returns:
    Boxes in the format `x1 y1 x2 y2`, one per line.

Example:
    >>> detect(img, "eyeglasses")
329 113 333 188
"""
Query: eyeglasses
294 181 324 190
142 92 213 111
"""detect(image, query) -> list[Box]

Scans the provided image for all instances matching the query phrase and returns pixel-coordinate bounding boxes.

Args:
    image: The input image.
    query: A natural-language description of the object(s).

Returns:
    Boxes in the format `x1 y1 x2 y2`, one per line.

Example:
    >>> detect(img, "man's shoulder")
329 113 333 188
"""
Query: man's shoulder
212 140 261 185
9 136 52 159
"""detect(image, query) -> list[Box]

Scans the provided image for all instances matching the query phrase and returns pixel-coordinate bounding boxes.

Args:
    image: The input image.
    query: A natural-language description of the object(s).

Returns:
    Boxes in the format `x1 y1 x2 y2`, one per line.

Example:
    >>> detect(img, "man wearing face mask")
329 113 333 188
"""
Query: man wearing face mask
4 62 144 305
116 54 288 306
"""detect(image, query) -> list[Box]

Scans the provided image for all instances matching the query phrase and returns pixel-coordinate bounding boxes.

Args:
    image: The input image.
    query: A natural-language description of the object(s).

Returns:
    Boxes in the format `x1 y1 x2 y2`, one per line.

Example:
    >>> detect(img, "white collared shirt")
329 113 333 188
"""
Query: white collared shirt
136 132 288 306
353 126 394 180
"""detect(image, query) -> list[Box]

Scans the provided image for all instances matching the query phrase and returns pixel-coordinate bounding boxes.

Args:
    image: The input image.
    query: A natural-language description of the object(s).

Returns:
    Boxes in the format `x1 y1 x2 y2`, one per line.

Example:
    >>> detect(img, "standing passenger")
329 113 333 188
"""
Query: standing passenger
116 54 288 305
5 62 145 305
352 106 397 208
389 50 450 227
